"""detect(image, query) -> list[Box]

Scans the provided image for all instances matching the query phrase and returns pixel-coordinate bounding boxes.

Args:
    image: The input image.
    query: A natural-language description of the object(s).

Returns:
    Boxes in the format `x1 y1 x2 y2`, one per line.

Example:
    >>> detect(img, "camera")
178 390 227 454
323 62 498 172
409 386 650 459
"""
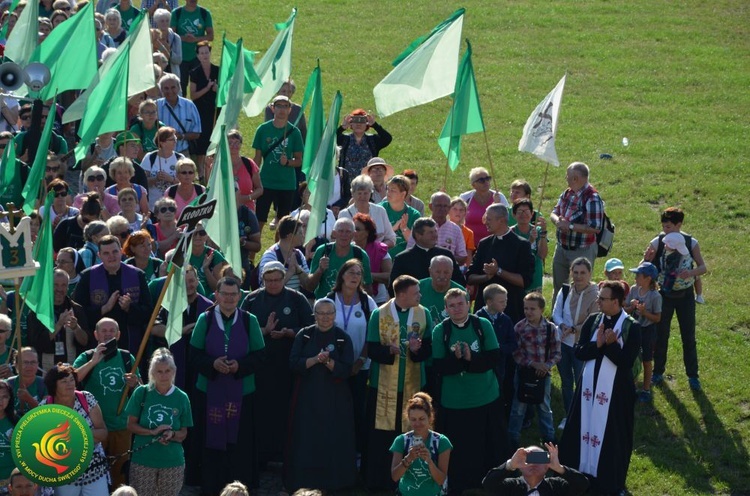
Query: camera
526 450 550 464
350 115 368 124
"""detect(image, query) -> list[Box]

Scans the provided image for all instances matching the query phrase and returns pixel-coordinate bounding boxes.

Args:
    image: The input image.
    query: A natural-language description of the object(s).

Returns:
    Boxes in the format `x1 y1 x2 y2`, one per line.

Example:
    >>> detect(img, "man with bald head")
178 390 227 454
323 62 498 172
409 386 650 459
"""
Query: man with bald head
418 255 466 327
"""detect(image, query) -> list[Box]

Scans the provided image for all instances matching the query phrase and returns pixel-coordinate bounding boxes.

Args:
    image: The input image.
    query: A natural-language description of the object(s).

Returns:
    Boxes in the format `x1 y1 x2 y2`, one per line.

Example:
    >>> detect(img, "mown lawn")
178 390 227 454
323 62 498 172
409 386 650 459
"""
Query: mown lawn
204 1 750 493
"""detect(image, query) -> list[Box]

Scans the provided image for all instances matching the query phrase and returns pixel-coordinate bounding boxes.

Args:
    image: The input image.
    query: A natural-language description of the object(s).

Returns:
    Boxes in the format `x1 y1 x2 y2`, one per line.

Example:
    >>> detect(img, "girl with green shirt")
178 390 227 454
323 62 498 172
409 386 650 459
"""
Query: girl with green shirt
390 392 452 496
0 381 17 485
126 348 192 496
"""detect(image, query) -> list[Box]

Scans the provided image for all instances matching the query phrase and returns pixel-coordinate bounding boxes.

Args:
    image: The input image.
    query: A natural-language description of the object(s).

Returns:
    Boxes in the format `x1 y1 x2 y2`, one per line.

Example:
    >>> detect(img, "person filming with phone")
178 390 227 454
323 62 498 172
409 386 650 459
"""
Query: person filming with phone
482 443 589 496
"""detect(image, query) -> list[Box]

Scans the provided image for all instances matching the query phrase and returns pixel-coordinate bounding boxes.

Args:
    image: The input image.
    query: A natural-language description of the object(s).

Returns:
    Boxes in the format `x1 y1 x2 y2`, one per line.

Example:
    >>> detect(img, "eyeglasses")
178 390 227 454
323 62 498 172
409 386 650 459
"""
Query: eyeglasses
54 190 67 198
473 176 492 184
140 110 156 115
179 170 195 175
597 296 616 301
315 311 335 316
218 291 240 298
87 174 105 182
21 360 38 366
263 277 284 284
118 229 133 239
195 229 207 236
159 206 176 213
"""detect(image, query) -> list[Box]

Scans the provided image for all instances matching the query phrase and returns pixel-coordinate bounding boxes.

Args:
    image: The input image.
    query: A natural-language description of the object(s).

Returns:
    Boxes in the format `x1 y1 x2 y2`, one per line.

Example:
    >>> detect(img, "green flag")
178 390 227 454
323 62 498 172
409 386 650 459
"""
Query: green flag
305 91 342 245
31 2 97 101
62 12 151 124
204 126 242 275
4 0 38 67
21 96 57 214
207 38 246 156
0 139 20 206
161 264 188 346
242 8 296 117
373 8 464 117
300 62 324 177
0 0 20 40
73 43 129 162
217 35 260 108
19 191 55 333
438 40 486 171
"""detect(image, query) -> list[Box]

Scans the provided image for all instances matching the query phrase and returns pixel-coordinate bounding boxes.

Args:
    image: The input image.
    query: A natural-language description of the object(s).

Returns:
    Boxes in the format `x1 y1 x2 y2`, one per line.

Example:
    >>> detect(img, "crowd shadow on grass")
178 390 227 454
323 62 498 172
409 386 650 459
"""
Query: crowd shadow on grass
639 383 750 494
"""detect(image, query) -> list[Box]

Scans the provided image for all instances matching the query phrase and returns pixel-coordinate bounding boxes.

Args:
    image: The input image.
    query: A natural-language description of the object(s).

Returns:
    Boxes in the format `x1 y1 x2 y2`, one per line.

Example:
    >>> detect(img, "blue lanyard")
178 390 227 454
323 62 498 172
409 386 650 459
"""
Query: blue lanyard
338 294 356 331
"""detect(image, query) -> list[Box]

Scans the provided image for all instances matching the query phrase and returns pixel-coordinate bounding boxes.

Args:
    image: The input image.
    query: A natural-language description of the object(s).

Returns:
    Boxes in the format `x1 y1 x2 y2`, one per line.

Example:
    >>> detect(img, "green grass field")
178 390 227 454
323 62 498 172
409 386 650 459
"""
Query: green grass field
203 1 750 493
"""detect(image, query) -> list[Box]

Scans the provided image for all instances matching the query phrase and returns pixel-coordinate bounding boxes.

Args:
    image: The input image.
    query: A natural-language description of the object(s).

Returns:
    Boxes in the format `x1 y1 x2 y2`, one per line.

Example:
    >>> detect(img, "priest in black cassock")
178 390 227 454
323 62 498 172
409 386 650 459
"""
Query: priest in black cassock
389 217 465 295
467 204 534 323
558 280 640 495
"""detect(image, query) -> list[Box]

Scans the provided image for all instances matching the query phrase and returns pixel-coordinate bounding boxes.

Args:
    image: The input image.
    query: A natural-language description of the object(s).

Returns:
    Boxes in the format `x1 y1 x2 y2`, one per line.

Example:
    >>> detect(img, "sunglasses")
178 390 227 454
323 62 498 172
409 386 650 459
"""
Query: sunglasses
54 190 67 198
179 170 195 175
159 206 177 213
87 174 105 182
118 229 133 239
195 229 207 236
474 176 492 184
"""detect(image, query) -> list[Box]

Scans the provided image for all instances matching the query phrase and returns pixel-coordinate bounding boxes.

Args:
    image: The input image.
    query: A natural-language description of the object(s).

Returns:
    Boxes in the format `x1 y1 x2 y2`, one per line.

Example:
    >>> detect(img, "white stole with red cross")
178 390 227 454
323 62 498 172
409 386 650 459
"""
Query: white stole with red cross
578 311 627 476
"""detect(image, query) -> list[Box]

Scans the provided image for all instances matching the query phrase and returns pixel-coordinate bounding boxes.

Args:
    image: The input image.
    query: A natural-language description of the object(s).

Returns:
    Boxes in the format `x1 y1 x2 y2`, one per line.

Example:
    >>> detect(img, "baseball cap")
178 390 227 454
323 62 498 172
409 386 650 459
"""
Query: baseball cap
604 258 624 272
629 262 658 279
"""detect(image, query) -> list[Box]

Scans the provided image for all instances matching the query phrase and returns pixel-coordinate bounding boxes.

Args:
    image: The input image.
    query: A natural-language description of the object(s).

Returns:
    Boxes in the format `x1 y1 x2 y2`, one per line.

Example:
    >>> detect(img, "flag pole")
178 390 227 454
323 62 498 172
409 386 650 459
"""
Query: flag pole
537 162 550 214
8 280 23 364
442 95 456 192
482 129 499 193
116 264 176 415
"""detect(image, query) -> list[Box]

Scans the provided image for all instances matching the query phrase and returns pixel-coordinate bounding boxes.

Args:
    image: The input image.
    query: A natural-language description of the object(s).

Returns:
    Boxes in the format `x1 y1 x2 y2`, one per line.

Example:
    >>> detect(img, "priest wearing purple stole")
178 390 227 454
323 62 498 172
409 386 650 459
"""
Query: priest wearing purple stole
189 277 267 494
558 280 640 495
72 234 152 354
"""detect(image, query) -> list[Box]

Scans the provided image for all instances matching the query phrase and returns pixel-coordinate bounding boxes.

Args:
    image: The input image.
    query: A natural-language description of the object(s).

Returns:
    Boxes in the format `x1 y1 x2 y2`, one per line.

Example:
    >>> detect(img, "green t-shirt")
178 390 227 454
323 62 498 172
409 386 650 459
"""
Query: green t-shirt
366 306 432 391
389 431 453 496
0 416 14 480
189 310 265 394
116 4 140 31
124 384 193 468
512 225 544 291
73 350 139 431
170 6 213 62
129 122 162 154
252 120 304 190
309 243 373 299
8 375 46 417
431 317 500 409
380 201 421 258
189 246 226 291
418 279 465 328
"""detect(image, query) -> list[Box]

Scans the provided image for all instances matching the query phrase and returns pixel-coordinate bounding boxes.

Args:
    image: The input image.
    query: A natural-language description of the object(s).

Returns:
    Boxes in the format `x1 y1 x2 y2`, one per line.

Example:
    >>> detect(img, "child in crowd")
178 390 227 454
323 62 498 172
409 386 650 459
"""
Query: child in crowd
476 284 516 390
624 262 662 402
601 257 630 294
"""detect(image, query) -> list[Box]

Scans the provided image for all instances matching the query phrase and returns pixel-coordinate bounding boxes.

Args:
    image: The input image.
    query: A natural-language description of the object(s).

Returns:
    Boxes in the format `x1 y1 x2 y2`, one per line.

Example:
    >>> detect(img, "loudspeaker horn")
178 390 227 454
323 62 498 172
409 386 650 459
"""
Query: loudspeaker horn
23 62 51 92
0 62 24 91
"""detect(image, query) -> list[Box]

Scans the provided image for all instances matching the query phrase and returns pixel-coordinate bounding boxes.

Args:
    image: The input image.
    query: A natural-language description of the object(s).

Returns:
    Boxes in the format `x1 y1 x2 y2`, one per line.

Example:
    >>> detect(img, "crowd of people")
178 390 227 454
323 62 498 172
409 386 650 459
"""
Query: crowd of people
0 1 709 496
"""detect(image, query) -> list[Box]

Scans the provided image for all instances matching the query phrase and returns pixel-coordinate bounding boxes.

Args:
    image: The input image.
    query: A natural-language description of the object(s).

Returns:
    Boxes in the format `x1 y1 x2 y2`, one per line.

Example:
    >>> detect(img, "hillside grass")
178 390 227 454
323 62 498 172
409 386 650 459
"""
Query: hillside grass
203 1 750 493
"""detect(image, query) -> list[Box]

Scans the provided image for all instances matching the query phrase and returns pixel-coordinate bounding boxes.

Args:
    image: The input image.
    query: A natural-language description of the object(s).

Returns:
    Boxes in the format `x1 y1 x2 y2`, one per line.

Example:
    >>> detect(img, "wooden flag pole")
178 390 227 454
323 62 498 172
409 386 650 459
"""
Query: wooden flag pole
8 280 23 364
537 162 551 215
482 129 499 193
116 264 176 415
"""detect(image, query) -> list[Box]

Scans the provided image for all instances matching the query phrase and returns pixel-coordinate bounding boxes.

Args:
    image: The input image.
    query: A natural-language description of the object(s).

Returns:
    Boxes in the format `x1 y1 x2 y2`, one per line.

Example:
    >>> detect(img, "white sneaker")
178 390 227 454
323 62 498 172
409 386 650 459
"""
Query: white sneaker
695 294 705 304
558 418 567 430
269 218 277 231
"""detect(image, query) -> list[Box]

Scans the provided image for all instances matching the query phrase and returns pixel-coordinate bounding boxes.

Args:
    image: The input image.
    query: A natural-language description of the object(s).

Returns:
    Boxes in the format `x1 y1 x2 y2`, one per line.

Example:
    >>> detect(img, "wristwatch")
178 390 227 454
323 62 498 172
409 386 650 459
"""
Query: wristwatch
568 223 574 231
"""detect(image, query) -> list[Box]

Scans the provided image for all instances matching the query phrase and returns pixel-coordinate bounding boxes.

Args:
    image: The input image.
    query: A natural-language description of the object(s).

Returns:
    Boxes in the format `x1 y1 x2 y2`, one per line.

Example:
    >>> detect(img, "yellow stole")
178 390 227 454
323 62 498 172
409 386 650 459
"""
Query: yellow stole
375 299 427 431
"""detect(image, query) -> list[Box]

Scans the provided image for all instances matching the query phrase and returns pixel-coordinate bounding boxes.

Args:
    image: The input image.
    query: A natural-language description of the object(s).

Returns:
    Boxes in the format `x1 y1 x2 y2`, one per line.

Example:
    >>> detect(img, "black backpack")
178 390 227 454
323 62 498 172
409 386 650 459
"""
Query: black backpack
440 314 484 353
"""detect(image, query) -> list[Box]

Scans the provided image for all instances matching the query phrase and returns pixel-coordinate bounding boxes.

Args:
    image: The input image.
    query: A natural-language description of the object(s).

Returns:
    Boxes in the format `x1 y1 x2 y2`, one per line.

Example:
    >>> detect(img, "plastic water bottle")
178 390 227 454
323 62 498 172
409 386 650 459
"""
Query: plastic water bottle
622 137 629 147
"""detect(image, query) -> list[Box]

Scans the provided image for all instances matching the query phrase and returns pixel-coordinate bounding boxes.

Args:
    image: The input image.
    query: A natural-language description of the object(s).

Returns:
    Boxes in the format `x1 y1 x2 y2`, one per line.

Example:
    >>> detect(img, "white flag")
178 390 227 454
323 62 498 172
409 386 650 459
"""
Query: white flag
373 9 464 118
518 74 566 166
242 8 296 117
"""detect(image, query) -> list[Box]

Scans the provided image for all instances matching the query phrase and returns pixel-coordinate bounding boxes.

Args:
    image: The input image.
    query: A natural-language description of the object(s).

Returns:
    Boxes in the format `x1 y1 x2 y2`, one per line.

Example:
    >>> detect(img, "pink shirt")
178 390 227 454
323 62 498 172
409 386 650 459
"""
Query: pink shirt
407 219 467 258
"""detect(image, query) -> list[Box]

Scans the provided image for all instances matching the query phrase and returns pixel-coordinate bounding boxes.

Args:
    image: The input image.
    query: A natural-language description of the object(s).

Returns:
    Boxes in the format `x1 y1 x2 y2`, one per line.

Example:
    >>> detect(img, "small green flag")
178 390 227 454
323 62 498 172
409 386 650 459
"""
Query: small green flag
19 191 55 333
31 2 97 101
21 96 57 214
204 126 242 275
73 43 130 162
300 62 324 177
161 264 188 346
305 91 343 245
217 35 260 108
242 8 296 117
0 0 20 40
438 40 486 171
4 0 38 67
0 139 20 206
